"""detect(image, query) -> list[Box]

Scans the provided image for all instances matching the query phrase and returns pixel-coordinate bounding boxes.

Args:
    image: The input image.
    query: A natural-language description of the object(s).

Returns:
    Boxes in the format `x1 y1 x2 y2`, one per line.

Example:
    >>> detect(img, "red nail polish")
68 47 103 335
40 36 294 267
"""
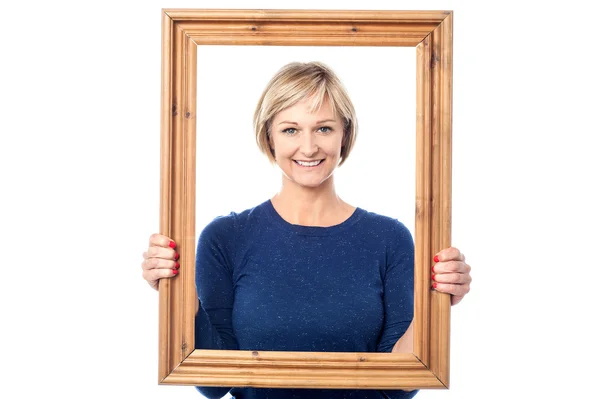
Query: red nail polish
434 255 439 263
431 266 435 273
174 252 179 260
173 269 178 275
175 262 180 269
169 240 176 249
432 282 437 289
432 274 436 281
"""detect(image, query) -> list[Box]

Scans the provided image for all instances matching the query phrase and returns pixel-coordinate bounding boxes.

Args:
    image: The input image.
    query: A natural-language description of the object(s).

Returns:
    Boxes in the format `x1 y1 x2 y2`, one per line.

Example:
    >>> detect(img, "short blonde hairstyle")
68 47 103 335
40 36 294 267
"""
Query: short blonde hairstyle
253 61 357 166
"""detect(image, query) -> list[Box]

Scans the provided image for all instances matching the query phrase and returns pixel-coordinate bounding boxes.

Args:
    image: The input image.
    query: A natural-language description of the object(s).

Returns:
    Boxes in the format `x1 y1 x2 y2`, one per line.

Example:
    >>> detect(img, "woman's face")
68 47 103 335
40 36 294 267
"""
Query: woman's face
269 96 345 190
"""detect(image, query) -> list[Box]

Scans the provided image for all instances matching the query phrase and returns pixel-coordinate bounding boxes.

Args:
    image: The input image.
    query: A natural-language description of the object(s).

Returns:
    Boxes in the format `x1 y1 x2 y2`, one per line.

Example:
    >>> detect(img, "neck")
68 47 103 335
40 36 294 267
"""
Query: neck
271 175 351 226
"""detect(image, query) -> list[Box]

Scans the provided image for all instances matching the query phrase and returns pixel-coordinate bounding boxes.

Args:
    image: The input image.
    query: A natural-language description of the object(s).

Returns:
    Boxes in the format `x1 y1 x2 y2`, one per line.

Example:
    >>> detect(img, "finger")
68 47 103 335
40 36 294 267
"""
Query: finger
432 281 470 298
432 260 471 275
141 257 180 271
148 233 177 249
432 271 472 285
434 247 465 263
451 295 465 306
142 267 179 286
142 246 179 261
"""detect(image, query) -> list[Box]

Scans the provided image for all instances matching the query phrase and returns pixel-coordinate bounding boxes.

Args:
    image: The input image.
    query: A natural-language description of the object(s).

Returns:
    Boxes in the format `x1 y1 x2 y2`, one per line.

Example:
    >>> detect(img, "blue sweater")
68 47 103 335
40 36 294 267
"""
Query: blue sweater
194 199 416 399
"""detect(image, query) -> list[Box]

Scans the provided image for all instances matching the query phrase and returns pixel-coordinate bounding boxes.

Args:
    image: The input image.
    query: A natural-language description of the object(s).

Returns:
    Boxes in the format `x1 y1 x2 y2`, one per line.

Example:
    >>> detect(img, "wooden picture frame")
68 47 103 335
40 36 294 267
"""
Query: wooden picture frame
159 9 453 390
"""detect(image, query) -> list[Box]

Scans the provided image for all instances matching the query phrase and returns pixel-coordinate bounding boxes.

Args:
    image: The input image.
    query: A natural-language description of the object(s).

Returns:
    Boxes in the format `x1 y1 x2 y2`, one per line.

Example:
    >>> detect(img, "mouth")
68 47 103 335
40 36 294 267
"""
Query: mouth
294 159 324 168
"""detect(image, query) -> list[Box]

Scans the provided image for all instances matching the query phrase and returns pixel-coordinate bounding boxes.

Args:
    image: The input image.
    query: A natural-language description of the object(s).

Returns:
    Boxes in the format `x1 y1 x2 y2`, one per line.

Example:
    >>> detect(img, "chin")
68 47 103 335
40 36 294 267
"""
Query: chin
279 162 337 189
297 181 326 189
292 175 334 189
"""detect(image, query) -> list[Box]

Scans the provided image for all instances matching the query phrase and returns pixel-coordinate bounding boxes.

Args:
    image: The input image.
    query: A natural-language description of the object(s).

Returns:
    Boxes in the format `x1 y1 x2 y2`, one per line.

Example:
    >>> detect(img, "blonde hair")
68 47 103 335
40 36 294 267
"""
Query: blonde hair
253 61 357 166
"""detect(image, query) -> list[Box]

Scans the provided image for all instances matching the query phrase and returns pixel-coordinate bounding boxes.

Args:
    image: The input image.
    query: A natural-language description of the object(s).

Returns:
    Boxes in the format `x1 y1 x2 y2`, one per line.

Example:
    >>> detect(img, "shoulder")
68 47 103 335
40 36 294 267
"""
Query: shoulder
354 210 414 257
357 211 414 271
359 210 413 242
199 200 269 240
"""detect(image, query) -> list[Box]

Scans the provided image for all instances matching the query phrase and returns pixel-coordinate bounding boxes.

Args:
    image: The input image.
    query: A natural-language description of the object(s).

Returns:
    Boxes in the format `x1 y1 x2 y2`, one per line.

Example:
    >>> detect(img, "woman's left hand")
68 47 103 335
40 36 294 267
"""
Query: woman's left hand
431 247 471 306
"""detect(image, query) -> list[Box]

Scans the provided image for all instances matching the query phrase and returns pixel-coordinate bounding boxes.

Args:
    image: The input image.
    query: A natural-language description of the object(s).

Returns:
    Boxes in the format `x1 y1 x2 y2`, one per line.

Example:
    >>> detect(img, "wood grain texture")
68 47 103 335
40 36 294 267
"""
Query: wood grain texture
428 13 453 387
414 33 432 367
159 17 199 381
182 29 197 364
182 20 434 46
163 351 442 389
158 10 173 381
159 8 453 389
164 9 451 22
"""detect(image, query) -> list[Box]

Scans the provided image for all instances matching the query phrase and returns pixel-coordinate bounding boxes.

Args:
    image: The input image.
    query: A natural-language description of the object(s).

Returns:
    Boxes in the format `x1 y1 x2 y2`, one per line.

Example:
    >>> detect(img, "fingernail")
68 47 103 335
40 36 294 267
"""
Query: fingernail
432 282 437 289
173 269 178 275
431 266 435 273
174 262 180 269
174 252 180 260
432 274 436 281
434 255 439 263
169 240 176 249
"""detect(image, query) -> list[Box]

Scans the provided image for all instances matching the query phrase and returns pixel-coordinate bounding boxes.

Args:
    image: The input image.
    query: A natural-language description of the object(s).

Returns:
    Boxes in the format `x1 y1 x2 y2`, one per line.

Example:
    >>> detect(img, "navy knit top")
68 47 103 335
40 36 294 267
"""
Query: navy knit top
194 199 416 399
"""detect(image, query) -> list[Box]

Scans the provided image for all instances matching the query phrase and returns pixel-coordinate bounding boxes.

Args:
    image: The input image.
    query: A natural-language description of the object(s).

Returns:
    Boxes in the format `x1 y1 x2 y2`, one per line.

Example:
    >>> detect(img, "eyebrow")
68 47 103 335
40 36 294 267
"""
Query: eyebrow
277 119 337 125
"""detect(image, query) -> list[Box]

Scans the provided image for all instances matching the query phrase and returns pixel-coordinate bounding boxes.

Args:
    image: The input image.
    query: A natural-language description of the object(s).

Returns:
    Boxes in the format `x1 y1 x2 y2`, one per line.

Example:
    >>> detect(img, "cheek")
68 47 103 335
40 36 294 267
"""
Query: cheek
271 138 293 159
325 136 344 157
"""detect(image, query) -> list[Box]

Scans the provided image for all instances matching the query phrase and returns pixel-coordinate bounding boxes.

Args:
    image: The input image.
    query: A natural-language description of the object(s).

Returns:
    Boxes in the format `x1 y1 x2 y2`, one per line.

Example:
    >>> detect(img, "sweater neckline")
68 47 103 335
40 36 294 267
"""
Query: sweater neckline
262 199 365 236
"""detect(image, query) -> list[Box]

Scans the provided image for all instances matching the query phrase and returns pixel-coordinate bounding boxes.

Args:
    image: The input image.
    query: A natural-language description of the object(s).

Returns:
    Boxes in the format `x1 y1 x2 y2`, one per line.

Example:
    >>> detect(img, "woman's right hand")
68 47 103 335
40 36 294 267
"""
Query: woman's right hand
141 233 180 291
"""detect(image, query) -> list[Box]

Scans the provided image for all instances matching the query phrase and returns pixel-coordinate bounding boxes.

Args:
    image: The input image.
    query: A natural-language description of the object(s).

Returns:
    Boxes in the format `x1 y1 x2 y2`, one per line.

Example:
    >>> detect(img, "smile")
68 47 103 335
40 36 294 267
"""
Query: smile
294 159 324 167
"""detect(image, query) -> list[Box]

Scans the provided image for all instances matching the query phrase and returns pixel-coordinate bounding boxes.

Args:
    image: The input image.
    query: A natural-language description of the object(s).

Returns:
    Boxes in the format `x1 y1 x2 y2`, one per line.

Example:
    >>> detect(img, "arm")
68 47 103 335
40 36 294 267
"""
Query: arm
376 220 414 353
375 221 419 398
391 320 413 353
392 248 472 352
194 215 239 398
382 243 470 399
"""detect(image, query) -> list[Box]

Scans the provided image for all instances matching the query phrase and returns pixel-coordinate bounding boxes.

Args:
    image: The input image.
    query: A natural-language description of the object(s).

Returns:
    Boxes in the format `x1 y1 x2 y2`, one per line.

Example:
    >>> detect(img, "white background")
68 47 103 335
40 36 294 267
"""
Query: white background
1 1 598 399
195 45 415 242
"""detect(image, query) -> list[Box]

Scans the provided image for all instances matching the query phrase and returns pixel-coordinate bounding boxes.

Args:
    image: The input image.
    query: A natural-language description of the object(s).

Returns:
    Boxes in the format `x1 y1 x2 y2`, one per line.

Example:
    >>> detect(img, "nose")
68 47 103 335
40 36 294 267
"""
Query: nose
300 132 318 157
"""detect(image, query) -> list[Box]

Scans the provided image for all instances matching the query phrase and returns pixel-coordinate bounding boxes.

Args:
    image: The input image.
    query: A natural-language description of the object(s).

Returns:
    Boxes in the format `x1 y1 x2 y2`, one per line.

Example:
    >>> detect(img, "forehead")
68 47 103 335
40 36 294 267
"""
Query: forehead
274 96 339 122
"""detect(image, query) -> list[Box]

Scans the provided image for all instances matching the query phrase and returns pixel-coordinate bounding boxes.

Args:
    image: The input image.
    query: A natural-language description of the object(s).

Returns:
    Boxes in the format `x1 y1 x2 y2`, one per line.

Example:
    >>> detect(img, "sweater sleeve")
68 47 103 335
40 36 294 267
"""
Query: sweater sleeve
376 219 415 353
374 220 419 399
194 214 239 399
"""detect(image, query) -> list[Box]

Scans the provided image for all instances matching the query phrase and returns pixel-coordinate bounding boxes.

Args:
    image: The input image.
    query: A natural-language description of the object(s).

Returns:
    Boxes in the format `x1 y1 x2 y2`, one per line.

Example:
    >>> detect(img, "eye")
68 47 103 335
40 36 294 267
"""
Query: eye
317 126 332 133
282 128 297 135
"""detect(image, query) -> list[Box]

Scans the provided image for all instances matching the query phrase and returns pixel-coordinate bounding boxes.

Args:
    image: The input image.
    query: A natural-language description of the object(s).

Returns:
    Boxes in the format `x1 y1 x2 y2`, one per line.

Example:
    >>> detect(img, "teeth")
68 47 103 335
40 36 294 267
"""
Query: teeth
296 160 322 166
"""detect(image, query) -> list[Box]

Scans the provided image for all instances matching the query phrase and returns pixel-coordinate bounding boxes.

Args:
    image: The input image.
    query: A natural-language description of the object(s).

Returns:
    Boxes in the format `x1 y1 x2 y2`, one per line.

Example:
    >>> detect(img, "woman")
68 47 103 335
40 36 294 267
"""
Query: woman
142 62 472 399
